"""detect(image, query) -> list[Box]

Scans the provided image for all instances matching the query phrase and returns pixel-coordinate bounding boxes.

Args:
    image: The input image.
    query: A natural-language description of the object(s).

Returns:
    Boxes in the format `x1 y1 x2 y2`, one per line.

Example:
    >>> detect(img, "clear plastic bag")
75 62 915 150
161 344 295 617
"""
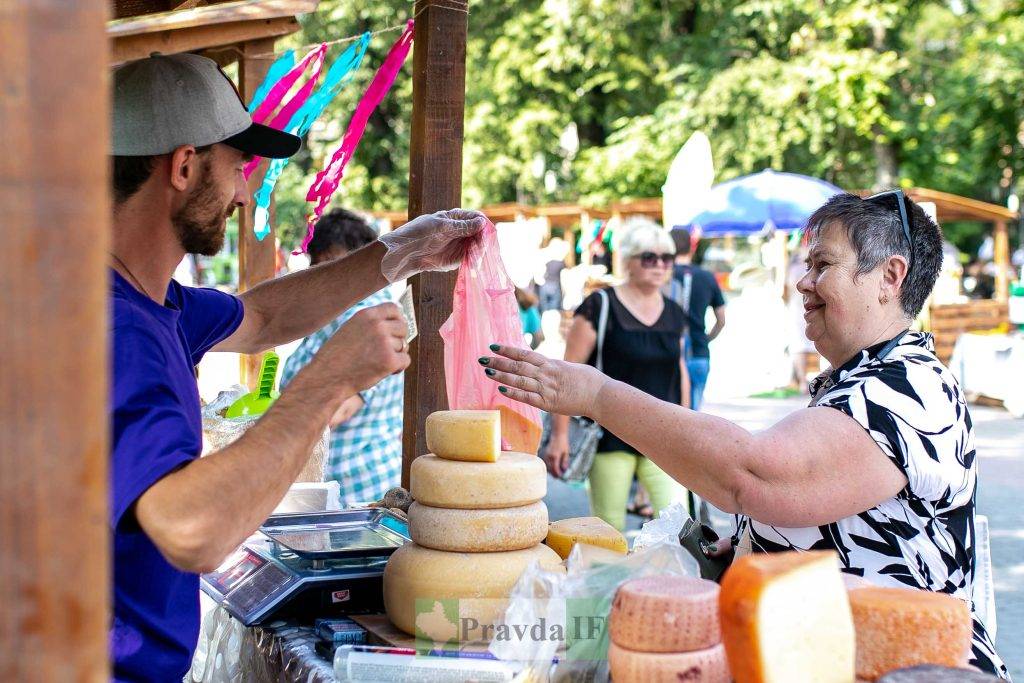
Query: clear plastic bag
631 501 692 553
490 542 699 682
440 219 543 453
202 385 327 482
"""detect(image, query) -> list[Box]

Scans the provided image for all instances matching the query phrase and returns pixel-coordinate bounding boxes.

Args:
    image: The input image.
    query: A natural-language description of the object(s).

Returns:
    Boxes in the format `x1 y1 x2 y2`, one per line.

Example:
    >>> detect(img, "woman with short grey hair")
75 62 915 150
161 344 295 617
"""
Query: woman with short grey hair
482 193 1007 677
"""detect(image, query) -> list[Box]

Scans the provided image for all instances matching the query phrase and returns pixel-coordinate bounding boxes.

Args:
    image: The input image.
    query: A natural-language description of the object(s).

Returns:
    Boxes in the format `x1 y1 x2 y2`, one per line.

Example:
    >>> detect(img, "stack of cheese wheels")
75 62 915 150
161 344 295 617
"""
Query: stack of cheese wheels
384 410 563 642
607 575 729 683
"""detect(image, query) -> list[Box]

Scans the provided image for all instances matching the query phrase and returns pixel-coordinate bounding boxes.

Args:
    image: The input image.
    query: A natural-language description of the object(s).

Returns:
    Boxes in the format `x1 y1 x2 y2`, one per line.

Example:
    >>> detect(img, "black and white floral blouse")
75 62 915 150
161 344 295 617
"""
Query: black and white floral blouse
733 331 1008 678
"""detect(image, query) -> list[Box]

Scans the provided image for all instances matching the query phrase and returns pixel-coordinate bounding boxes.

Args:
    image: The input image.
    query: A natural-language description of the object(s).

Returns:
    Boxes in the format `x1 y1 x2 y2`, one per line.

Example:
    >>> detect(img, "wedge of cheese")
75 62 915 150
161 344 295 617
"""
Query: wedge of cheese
608 641 730 683
848 586 972 680
719 551 855 683
407 501 549 552
410 452 546 509
425 410 501 462
610 575 721 653
545 516 628 560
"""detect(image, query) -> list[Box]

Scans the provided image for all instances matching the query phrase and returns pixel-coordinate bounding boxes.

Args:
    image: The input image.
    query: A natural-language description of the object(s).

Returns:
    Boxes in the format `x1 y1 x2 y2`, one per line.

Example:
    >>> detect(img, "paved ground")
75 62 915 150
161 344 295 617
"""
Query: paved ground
545 397 1023 678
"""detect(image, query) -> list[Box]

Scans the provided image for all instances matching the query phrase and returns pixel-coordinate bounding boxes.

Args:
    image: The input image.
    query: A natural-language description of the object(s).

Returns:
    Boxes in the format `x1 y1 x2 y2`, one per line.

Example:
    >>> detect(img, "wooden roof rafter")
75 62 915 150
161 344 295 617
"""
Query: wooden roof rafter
108 0 318 65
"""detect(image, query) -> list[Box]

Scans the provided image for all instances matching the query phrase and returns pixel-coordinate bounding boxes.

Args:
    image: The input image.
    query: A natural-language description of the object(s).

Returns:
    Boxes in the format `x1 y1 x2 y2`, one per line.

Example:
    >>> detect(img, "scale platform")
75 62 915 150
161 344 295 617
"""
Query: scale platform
201 509 409 626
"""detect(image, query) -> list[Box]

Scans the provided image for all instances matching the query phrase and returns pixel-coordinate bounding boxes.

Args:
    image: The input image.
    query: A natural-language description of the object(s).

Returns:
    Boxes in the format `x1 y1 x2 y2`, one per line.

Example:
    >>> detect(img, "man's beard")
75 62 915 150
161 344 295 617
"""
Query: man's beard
172 160 233 256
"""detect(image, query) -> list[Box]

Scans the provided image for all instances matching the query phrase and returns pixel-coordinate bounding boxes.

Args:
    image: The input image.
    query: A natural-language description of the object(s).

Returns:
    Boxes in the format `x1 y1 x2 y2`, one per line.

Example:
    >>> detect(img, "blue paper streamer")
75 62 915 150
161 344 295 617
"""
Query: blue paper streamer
253 34 370 240
247 50 296 112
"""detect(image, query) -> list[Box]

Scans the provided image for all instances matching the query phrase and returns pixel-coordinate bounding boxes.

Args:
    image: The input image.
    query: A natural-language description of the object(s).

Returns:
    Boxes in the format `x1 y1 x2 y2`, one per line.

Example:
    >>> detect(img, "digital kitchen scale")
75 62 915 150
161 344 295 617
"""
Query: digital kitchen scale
201 509 410 626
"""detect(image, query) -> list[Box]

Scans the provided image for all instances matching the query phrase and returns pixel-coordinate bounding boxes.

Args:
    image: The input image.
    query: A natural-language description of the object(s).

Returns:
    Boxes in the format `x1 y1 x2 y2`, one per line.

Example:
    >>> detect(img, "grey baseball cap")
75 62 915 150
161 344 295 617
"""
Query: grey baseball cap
112 52 301 158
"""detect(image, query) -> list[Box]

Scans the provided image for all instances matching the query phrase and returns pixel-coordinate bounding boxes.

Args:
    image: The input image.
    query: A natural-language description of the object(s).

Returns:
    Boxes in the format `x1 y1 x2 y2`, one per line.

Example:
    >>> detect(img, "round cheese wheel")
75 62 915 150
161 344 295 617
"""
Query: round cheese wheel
608 641 730 683
410 452 545 509
383 543 564 641
408 501 549 552
609 574 721 653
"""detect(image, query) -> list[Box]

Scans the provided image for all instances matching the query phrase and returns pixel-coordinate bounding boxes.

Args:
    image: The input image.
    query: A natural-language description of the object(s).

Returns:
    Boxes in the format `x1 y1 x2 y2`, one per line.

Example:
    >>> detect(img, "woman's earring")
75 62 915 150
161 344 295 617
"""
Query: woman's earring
880 294 890 305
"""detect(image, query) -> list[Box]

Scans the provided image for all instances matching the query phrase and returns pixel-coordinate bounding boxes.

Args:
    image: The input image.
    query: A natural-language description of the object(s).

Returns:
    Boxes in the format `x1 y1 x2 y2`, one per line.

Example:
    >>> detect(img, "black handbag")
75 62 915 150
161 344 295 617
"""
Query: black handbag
538 289 609 483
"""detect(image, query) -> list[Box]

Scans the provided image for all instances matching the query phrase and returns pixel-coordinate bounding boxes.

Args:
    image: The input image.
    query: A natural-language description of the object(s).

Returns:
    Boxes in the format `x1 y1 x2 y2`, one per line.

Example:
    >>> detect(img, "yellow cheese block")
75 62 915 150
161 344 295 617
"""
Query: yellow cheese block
719 551 855 683
383 543 564 642
425 410 501 462
545 516 628 559
408 501 549 552
410 452 546 509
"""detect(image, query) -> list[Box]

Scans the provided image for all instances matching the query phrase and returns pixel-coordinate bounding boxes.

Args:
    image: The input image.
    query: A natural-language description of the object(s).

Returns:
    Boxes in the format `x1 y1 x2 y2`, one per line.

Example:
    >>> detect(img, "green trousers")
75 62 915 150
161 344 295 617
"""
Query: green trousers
587 450 685 531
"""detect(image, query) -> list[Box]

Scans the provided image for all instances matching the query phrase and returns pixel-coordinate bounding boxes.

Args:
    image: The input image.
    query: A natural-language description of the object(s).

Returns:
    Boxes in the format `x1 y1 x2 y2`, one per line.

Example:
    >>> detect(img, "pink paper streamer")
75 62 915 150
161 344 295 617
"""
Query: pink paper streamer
243 44 328 179
298 20 415 254
249 45 325 125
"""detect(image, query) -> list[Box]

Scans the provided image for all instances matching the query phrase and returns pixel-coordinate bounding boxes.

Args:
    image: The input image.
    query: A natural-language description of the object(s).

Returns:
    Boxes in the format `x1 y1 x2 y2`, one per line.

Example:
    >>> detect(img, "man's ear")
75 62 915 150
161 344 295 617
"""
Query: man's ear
168 145 201 192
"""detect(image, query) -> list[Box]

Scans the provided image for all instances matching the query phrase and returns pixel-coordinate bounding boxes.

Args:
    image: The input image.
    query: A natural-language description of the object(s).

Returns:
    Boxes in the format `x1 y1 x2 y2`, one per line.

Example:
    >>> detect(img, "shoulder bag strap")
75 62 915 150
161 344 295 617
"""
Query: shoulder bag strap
596 288 610 373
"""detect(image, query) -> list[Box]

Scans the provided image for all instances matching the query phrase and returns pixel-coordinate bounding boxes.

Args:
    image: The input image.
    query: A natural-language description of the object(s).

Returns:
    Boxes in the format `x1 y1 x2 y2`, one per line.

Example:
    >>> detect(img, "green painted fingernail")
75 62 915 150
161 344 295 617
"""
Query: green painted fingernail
498 386 508 393
485 368 496 376
708 544 718 553
478 357 490 365
489 344 500 352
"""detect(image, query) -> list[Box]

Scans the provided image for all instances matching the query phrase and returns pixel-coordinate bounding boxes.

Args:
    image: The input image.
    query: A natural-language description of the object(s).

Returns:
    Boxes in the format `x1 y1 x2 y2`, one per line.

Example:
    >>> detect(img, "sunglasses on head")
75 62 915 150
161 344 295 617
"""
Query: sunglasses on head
864 189 913 271
636 252 675 268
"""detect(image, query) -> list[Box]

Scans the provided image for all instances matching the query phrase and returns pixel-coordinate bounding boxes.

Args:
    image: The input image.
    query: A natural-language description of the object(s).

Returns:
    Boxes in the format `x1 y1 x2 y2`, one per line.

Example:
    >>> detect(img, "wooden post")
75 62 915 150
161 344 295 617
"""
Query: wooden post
1 0 109 678
402 0 469 487
237 38 279 389
993 220 1010 302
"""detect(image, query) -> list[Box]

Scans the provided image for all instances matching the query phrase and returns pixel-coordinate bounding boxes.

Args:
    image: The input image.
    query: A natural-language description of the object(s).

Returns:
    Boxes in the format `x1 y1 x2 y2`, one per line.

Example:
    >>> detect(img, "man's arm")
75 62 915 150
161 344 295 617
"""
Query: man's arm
137 303 409 573
214 209 487 354
708 305 726 341
213 242 389 354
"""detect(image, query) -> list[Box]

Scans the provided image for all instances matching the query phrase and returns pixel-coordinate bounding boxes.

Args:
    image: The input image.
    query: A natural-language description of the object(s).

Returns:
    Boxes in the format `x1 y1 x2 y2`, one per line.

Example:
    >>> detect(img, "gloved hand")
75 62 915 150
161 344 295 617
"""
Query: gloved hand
378 208 487 283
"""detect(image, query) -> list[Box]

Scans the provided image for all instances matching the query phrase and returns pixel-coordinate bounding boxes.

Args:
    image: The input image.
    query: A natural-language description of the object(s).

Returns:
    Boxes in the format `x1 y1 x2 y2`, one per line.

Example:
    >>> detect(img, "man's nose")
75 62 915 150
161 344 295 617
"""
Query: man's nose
234 178 251 208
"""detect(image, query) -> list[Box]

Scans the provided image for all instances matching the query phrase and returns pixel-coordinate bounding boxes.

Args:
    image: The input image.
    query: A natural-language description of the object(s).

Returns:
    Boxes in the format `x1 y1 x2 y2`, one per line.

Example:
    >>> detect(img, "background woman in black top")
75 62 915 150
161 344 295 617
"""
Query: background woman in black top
545 224 689 531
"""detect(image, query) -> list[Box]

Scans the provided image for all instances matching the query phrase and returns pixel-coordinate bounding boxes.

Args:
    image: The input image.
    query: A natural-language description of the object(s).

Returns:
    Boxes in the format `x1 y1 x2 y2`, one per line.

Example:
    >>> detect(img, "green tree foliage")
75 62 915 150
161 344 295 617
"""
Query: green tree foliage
271 0 1021 252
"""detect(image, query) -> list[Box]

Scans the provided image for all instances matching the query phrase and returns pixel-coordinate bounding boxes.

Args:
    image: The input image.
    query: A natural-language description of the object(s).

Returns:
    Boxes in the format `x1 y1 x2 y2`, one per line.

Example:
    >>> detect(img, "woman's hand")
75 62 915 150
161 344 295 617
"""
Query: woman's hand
479 344 608 419
542 433 571 477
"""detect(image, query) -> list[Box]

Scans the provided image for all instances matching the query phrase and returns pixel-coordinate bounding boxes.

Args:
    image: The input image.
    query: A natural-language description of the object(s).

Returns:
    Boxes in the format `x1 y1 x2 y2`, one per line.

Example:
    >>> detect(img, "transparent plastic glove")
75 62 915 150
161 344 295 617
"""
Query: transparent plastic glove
378 208 487 283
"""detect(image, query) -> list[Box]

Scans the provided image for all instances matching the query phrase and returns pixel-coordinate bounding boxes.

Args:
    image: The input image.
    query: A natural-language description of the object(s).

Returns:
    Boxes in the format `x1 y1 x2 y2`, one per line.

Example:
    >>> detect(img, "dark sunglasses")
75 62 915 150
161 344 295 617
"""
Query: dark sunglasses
636 252 675 268
865 189 913 270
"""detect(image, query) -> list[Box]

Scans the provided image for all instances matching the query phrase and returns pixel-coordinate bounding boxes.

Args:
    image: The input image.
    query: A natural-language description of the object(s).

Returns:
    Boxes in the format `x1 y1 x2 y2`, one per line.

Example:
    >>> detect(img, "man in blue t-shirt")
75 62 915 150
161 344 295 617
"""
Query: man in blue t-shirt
108 54 486 681
668 228 726 410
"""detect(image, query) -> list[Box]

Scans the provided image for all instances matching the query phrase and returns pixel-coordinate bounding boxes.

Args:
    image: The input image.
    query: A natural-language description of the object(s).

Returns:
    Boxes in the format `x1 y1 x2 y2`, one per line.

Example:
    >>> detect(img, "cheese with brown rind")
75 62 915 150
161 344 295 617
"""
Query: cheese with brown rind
383 543 564 641
719 551 855 683
407 501 549 552
425 410 501 462
848 586 972 680
545 516 627 559
608 641 730 683
610 574 721 652
410 452 545 509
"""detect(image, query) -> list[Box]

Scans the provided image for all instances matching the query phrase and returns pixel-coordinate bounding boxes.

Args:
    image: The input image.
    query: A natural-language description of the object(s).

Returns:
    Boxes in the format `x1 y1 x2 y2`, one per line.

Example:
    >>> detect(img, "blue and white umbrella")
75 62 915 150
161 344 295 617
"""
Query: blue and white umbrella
681 169 842 236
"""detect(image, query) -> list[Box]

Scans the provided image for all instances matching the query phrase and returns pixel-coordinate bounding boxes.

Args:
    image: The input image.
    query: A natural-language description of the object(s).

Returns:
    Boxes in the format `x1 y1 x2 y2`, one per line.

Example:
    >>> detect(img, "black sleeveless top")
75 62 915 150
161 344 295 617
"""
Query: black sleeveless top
575 288 686 455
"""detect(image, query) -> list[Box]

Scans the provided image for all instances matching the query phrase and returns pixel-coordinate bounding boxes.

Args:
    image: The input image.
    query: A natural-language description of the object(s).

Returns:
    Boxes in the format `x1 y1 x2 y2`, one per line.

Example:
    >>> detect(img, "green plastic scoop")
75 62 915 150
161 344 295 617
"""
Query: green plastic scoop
225 350 280 418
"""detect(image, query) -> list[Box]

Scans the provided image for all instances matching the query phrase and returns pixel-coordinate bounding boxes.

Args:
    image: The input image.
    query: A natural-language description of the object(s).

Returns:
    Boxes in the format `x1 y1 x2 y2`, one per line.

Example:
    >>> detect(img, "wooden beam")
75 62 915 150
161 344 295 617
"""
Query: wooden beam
236 37 280 389
993 220 1010 302
1 0 109 678
402 0 469 488
111 16 298 64
108 0 318 37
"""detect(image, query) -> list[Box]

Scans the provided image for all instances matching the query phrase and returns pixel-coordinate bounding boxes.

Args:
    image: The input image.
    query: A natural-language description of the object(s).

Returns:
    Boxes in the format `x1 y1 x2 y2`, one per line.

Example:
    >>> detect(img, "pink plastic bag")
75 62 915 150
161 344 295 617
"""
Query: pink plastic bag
440 220 543 453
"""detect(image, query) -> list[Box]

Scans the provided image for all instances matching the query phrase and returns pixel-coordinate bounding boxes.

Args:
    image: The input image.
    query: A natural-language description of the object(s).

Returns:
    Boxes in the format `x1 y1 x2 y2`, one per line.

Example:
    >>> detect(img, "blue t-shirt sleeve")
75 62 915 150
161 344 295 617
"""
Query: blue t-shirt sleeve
111 325 198 531
707 272 725 308
169 281 244 364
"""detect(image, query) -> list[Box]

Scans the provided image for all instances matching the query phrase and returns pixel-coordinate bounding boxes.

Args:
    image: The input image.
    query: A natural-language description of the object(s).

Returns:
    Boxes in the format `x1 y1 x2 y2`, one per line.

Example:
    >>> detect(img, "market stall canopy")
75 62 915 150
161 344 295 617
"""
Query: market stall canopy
685 169 842 237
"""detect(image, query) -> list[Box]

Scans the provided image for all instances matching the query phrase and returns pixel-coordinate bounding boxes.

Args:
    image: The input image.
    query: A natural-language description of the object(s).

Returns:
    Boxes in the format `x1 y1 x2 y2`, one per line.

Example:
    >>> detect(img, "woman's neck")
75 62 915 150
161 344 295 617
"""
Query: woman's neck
824 316 912 369
620 280 662 299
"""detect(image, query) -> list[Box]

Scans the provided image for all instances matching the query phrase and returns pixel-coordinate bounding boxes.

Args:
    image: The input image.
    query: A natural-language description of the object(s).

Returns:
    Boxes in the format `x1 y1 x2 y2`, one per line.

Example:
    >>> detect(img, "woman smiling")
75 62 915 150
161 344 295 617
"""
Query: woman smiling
481 193 1007 677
